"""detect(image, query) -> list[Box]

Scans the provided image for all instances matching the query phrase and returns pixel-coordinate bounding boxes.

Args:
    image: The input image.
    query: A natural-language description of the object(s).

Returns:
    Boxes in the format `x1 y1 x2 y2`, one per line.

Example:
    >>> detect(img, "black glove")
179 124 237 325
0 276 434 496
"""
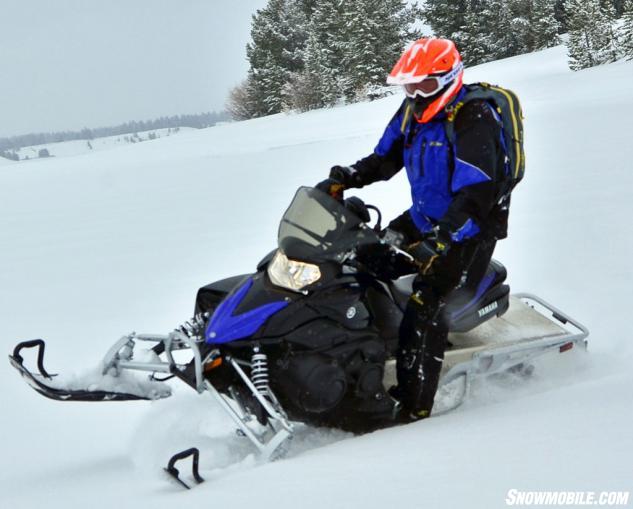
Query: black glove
356 242 414 280
329 165 360 187
315 164 357 200
406 228 451 275
315 177 346 200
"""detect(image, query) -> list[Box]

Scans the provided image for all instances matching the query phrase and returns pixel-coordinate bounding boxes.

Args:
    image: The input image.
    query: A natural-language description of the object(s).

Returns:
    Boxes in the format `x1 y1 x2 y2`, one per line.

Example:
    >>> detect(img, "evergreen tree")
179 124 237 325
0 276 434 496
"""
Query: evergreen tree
300 0 346 108
478 0 515 60
423 0 468 40
600 1 620 62
283 29 335 112
531 0 561 49
226 77 261 120
566 0 616 70
452 3 491 65
554 0 568 32
507 0 534 53
243 0 420 114
620 0 633 59
284 0 419 110
606 0 626 16
246 0 302 116
424 0 559 65
342 0 420 100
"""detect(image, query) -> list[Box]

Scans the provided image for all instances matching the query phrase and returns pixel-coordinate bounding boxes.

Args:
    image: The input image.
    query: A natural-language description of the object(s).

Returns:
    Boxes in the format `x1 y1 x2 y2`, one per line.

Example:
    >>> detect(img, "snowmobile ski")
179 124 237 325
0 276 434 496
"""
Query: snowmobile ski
9 339 158 402
164 448 205 490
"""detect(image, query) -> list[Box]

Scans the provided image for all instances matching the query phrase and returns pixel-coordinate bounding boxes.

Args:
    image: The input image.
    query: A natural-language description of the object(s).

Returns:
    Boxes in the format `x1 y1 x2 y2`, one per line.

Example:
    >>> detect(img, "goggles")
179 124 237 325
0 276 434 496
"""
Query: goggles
403 62 463 99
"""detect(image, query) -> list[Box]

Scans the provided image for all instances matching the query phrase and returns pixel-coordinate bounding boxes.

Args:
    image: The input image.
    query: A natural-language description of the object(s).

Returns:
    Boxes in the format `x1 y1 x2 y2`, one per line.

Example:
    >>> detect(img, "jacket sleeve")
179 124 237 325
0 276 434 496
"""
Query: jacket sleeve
440 100 504 241
339 103 406 188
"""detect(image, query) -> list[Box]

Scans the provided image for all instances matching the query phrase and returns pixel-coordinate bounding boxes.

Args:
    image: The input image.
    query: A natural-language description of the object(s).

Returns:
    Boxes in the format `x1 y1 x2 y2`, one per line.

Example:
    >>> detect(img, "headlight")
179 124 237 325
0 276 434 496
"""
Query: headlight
267 250 321 292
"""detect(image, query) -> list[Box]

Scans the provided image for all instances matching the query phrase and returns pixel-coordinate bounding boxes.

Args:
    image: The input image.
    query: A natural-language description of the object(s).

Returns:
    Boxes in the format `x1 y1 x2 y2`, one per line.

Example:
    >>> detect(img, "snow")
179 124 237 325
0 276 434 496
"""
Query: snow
1 46 633 508
46 361 172 400
9 127 195 161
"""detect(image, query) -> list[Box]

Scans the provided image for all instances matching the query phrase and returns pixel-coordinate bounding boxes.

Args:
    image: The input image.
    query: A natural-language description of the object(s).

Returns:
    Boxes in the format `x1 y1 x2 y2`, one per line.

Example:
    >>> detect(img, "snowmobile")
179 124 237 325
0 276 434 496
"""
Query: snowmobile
9 187 588 474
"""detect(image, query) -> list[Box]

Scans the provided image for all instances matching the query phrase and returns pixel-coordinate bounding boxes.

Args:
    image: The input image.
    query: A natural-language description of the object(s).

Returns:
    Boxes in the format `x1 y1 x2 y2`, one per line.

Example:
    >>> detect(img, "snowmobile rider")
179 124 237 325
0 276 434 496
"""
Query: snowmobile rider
316 38 510 422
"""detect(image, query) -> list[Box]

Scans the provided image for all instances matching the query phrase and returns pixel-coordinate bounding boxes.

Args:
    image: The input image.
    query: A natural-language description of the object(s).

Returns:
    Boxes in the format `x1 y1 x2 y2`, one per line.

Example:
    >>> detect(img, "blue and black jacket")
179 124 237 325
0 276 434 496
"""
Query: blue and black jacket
343 88 508 242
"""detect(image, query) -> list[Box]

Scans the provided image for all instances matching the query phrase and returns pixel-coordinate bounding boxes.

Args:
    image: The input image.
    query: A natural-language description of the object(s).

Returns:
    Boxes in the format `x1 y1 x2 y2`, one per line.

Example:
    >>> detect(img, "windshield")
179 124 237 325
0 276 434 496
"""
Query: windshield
278 187 378 262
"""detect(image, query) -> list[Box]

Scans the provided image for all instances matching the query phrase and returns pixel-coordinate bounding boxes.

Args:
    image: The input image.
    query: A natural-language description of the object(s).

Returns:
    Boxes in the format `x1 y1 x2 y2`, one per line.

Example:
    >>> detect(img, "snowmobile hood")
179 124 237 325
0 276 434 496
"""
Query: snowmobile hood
205 277 288 344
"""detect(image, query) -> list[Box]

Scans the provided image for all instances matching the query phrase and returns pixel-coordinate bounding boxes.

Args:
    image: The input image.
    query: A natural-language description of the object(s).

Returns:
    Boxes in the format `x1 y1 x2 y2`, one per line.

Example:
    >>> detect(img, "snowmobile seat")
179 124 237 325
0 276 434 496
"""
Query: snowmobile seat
388 259 510 333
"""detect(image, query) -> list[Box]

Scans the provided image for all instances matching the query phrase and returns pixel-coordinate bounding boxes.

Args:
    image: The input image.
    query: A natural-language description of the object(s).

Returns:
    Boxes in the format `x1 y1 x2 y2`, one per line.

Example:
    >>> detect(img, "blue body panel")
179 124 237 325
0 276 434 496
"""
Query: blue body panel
205 278 289 345
449 271 496 321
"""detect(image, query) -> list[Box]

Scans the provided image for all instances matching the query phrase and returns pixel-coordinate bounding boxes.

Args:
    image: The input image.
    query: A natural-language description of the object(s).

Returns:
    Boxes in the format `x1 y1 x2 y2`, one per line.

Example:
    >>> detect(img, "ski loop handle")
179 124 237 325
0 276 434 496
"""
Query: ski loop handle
165 447 204 489
12 339 53 379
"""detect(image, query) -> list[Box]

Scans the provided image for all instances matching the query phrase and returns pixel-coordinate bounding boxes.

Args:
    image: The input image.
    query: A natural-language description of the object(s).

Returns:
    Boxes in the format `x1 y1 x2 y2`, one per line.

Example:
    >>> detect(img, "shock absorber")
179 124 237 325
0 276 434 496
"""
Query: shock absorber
176 313 208 341
250 347 270 397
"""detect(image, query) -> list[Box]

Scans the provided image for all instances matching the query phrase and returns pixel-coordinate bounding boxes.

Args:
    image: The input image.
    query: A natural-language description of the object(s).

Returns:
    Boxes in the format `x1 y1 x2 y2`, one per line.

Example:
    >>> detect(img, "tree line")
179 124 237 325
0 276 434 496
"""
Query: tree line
0 111 229 153
228 0 633 120
227 0 422 119
424 0 632 69
566 0 632 70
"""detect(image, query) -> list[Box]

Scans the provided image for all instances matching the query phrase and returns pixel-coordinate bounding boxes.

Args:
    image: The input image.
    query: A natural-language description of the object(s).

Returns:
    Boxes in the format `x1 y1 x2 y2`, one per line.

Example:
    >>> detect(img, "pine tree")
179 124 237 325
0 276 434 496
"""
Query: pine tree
566 0 617 70
302 0 346 108
246 0 302 116
479 0 515 60
342 0 420 100
423 0 468 40
452 3 491 66
226 77 260 120
620 0 633 59
609 0 626 16
554 0 568 32
599 0 621 62
244 0 421 114
531 0 561 50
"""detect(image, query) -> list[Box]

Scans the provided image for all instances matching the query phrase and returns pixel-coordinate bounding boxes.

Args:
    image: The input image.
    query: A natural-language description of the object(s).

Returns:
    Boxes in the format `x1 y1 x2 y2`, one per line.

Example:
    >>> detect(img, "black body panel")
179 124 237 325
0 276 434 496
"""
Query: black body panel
195 274 250 315
191 189 512 432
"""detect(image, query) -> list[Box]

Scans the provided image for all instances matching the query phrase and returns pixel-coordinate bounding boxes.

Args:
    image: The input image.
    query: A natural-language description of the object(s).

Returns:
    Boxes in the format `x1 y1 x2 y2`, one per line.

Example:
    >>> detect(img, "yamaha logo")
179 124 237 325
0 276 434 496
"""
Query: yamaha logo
478 301 498 318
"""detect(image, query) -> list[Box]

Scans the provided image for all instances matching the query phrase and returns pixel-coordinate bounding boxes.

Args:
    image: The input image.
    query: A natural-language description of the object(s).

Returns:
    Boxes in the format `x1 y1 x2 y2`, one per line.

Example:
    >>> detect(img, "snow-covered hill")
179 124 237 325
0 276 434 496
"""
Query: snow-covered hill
1 45 632 508
6 127 195 162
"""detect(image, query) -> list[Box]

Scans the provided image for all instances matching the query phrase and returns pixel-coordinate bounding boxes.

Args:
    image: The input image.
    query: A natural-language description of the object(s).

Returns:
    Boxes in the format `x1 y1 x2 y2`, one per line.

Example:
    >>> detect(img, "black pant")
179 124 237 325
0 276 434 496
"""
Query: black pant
388 211 496 416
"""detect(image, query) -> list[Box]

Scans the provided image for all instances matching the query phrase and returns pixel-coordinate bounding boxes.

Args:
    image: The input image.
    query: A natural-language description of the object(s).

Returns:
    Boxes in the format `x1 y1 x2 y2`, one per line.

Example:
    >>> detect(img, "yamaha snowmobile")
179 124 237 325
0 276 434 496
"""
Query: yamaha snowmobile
9 187 588 468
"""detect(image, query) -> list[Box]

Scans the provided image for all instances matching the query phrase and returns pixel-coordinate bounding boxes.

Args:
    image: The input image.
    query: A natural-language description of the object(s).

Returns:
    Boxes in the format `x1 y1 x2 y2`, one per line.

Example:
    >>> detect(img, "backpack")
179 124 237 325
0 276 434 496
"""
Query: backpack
445 82 525 198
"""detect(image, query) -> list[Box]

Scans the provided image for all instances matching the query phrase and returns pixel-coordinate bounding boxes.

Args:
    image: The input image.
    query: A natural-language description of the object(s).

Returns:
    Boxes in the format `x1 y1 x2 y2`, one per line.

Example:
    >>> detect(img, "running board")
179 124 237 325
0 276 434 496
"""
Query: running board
383 293 589 410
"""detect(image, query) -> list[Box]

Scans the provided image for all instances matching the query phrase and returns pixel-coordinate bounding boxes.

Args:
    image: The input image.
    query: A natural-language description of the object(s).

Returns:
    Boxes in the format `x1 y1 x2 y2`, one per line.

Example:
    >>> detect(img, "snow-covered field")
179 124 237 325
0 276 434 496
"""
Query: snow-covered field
1 45 632 508
6 127 194 161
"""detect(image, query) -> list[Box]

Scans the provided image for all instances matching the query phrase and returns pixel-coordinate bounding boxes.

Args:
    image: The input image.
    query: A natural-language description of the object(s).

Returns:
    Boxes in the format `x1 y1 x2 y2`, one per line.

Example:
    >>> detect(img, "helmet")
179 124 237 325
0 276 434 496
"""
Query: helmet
387 38 464 123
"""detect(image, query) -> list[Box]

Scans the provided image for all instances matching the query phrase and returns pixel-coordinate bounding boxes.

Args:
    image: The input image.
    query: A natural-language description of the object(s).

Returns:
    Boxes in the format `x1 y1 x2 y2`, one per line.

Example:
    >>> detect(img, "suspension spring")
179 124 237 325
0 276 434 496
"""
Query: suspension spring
177 313 208 340
251 349 270 396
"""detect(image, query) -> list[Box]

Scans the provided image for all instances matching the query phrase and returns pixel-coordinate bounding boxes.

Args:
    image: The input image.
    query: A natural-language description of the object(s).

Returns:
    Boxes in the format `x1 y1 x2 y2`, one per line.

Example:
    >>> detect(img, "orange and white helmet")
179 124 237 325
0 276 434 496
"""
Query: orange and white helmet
387 38 464 123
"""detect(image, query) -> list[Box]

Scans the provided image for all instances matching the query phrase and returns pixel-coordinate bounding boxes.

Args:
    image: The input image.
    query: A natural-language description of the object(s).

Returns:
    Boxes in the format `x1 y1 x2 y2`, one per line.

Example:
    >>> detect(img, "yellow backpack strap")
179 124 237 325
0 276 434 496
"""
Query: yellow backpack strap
400 103 412 134
443 100 465 146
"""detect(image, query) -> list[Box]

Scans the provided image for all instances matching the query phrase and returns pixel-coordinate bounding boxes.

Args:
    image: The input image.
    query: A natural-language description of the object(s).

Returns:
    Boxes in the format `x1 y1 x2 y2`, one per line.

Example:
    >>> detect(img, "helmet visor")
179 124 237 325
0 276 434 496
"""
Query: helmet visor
402 61 464 99
404 77 443 98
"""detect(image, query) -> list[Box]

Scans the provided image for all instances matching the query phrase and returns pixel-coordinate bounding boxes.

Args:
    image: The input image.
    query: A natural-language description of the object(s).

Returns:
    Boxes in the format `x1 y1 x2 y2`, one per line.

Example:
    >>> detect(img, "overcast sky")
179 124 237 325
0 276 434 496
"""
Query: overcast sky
0 0 268 137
